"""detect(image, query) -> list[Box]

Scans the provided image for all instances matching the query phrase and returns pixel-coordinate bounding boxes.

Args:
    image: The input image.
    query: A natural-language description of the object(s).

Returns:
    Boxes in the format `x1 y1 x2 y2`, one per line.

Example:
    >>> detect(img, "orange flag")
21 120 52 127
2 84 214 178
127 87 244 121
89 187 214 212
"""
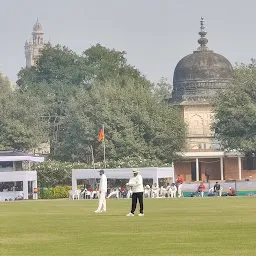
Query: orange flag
98 128 104 142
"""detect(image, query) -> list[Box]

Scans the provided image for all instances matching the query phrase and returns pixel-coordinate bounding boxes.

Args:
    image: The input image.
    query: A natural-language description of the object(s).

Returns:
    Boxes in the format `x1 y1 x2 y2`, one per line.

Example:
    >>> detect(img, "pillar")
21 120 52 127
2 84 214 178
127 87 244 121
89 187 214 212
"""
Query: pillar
72 177 77 191
32 180 38 200
220 157 224 180
23 180 28 200
196 158 199 181
238 157 242 180
13 162 16 189
153 176 159 187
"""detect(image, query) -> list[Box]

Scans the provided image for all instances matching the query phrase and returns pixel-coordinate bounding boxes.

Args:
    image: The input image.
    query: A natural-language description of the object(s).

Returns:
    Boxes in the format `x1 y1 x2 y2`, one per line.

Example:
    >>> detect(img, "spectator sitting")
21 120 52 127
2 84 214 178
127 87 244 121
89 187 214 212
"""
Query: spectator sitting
197 182 206 197
107 188 119 199
151 183 159 198
120 187 126 198
160 185 168 198
126 187 132 198
165 183 171 197
144 185 151 198
228 187 237 196
169 183 177 198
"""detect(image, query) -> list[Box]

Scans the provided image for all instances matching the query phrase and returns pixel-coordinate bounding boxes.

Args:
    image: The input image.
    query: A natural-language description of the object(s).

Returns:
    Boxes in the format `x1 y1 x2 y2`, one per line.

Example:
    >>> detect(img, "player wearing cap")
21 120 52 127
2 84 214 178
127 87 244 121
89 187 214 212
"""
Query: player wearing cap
94 169 107 213
126 169 144 216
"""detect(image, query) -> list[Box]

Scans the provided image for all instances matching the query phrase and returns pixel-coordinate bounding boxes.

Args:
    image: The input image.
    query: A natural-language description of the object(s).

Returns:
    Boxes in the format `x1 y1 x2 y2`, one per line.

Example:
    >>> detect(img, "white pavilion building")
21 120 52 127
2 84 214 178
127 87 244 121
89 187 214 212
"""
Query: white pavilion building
0 151 44 201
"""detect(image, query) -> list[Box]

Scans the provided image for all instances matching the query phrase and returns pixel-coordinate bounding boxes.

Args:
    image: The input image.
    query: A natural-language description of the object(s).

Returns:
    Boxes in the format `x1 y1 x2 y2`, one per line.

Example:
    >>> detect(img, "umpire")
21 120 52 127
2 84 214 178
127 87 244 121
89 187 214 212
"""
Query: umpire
126 169 144 216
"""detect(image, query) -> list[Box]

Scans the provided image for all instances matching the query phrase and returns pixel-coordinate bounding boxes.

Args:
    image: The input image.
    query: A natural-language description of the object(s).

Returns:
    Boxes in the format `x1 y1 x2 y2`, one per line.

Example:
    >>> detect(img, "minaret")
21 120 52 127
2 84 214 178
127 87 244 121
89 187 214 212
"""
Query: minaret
25 39 33 67
25 18 44 67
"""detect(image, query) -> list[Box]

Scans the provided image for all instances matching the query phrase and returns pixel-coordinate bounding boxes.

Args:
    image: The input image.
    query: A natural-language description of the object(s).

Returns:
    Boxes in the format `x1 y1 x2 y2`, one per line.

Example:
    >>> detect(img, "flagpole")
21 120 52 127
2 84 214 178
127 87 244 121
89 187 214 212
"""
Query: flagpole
103 124 106 168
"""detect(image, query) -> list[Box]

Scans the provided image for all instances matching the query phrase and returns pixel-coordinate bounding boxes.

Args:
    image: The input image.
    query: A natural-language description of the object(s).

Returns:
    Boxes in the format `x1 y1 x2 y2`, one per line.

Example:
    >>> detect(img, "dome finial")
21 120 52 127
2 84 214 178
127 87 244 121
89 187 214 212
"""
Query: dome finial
197 17 209 51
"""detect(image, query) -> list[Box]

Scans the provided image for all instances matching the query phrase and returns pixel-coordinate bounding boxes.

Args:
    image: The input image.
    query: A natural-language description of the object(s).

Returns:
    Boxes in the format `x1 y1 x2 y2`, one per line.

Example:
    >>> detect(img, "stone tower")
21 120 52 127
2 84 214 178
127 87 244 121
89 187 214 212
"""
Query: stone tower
25 18 44 67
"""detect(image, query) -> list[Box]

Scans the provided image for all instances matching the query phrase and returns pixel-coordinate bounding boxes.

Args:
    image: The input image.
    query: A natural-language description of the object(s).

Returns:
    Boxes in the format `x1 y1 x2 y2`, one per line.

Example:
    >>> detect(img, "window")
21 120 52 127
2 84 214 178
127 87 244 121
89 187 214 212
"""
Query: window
243 157 256 170
189 115 204 135
0 162 13 168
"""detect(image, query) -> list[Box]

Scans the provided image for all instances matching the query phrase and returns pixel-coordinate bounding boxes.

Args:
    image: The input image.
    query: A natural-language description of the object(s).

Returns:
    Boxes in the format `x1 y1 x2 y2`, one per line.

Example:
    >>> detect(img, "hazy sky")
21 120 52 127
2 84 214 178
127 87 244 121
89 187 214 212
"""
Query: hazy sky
0 0 255 84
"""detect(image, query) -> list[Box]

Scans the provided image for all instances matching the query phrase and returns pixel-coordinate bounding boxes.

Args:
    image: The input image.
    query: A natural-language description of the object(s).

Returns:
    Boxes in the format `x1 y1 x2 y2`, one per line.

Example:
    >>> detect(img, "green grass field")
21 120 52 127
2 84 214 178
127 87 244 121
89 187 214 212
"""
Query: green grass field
1 197 256 256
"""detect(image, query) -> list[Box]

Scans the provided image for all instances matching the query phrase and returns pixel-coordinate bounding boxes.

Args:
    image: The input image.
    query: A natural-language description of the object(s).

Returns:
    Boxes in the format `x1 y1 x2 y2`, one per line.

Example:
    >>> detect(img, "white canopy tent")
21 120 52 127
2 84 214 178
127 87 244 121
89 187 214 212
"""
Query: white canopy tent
0 151 44 201
72 167 174 191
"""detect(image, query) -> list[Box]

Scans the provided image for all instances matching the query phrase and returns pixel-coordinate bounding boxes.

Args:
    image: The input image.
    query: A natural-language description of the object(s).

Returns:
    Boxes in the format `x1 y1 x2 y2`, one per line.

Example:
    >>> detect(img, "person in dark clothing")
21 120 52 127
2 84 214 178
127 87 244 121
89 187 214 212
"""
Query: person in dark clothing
205 170 211 182
214 182 221 196
214 182 220 192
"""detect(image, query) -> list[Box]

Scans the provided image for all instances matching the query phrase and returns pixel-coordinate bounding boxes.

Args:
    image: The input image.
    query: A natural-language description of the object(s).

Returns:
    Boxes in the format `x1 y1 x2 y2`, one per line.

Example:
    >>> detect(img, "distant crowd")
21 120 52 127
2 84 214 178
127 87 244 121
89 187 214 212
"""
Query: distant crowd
70 174 238 200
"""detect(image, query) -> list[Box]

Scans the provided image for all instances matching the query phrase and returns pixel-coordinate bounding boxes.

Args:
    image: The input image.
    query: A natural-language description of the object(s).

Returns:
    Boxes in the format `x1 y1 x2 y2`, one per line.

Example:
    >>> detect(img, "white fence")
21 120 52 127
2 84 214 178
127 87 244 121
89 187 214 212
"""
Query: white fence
182 181 256 191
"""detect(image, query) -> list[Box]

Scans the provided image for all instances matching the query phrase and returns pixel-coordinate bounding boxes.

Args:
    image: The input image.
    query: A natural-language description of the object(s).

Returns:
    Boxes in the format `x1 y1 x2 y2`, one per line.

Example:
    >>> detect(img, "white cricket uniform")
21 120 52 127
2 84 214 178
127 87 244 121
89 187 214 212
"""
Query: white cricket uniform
151 185 159 198
144 185 151 198
160 186 168 197
127 188 132 198
177 184 182 197
96 174 107 212
107 188 119 199
170 185 177 198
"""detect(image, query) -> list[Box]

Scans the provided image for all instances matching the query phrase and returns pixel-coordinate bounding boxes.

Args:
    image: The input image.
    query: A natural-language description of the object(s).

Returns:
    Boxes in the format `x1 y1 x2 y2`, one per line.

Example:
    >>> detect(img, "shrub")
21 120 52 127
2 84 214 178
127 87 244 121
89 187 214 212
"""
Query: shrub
39 186 71 199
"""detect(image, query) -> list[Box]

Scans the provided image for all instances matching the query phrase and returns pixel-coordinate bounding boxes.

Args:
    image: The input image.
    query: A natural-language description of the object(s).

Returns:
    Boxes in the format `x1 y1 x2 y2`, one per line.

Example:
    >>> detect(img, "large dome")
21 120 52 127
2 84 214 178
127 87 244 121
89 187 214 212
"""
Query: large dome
171 18 234 104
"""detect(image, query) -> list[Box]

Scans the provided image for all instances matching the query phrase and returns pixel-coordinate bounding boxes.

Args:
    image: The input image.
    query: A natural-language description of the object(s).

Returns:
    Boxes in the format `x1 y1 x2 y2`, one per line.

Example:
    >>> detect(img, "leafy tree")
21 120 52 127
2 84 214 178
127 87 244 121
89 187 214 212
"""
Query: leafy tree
0 74 47 150
17 43 151 88
35 160 80 187
54 79 186 163
16 67 38 88
0 74 13 149
0 73 13 111
17 43 84 87
82 44 151 87
82 44 127 82
16 43 153 155
213 59 256 154
15 43 185 163
153 77 172 100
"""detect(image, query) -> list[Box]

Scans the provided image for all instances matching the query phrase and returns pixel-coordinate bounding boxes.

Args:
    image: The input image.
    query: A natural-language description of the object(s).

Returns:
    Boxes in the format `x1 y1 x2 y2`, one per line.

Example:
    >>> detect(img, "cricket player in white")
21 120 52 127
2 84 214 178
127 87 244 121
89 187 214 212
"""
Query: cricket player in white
94 169 107 213
107 188 119 199
151 183 159 198
144 185 151 198
126 187 132 198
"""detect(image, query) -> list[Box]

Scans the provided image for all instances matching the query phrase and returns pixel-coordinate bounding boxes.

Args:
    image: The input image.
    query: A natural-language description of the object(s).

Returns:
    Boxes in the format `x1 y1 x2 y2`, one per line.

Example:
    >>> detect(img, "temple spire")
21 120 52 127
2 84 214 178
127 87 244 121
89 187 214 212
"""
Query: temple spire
197 17 209 51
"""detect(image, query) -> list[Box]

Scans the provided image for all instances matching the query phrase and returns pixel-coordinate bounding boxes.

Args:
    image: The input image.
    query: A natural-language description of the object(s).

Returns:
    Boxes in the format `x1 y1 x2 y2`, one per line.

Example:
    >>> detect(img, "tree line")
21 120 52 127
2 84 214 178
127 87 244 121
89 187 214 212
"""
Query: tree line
1 43 256 167
0 43 185 166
